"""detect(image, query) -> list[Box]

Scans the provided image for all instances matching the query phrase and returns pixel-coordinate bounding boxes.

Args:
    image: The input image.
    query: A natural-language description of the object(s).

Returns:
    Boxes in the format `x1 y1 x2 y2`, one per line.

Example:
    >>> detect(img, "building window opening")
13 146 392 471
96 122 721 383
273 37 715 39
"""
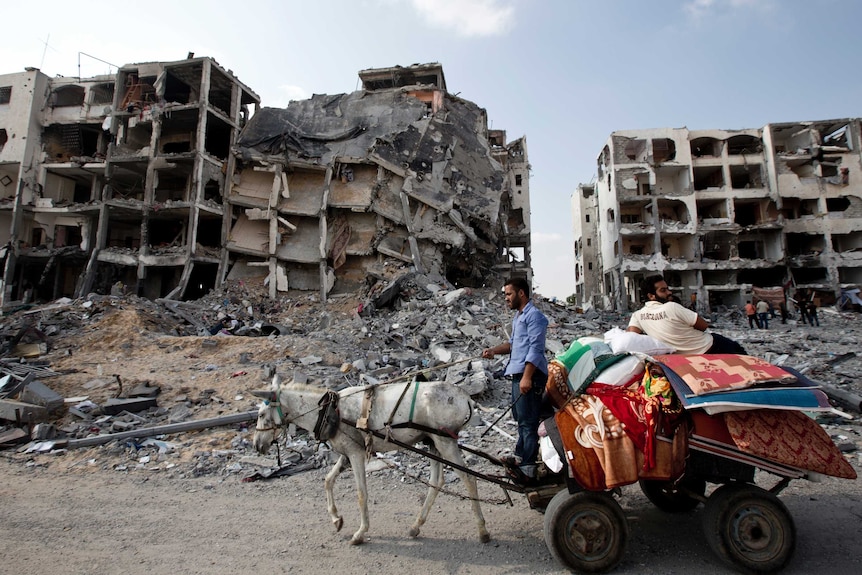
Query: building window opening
587 238 591 246
588 262 593 270
734 202 759 226
515 174 522 186
585 214 590 223
693 165 724 191
727 134 762 155
0 86 11 104
50 85 86 107
826 197 850 213
624 139 646 161
822 124 850 150
730 164 763 189
90 83 115 105
652 138 676 162
690 137 721 158
0 129 8 154
738 240 762 259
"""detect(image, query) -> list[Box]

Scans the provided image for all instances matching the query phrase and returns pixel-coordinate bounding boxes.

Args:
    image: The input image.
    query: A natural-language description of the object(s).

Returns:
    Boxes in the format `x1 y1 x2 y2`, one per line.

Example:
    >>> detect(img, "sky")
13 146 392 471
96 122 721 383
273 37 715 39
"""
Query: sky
4 0 862 299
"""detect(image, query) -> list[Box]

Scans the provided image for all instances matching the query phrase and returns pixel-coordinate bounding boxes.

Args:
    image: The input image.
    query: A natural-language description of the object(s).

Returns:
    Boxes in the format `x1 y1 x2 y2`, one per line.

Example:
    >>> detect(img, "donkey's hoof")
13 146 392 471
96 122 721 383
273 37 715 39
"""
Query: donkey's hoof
479 531 491 544
408 526 420 538
333 517 343 532
349 534 365 545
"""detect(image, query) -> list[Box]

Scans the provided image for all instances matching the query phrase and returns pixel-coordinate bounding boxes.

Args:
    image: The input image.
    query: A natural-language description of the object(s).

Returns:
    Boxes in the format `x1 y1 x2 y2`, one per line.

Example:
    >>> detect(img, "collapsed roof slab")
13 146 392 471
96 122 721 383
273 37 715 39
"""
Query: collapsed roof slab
275 217 324 263
329 163 375 209
281 168 325 215
331 211 377 256
370 95 503 227
227 213 269 255
371 172 406 224
236 91 503 227
231 168 274 202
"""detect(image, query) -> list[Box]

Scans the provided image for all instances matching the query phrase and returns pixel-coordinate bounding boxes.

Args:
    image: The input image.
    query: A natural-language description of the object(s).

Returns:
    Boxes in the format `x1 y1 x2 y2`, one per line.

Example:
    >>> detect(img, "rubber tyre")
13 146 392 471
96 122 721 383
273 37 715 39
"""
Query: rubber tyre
543 490 628 574
702 484 796 574
639 474 706 513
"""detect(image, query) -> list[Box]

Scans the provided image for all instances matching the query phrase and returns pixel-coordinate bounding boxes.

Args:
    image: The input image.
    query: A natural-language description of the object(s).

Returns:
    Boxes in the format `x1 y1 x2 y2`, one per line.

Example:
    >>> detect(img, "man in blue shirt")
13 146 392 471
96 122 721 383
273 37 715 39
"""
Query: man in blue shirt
482 277 549 484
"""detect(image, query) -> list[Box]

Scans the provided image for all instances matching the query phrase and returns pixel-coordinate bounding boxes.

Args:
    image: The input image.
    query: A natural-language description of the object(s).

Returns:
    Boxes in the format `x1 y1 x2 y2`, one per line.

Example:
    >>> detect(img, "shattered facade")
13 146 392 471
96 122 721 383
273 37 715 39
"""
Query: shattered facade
571 183 601 308
1 61 531 306
0 57 259 306
577 121 862 311
229 63 532 299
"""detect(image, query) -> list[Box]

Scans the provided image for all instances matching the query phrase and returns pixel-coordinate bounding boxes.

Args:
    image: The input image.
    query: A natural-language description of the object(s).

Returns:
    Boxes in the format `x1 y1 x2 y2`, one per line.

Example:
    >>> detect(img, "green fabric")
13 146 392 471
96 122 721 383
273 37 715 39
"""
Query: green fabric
573 353 631 396
555 341 592 372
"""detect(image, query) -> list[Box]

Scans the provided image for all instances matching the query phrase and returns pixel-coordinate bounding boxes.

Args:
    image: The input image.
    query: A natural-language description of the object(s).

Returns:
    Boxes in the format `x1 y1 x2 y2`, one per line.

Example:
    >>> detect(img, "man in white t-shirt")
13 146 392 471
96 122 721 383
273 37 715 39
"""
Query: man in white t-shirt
627 275 746 355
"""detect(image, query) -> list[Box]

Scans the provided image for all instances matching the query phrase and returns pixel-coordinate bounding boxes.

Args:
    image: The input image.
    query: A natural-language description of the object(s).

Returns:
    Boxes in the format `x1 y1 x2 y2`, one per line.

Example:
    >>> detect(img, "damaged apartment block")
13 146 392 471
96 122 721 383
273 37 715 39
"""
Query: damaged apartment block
1 61 530 306
575 120 862 312
0 57 259 305
229 63 532 298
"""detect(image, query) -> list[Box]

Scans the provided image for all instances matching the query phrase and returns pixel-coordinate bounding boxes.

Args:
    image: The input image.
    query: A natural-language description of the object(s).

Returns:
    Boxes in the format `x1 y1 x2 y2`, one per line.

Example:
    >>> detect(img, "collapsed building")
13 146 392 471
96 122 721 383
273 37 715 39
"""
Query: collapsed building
573 121 862 312
0 59 532 307
228 63 531 298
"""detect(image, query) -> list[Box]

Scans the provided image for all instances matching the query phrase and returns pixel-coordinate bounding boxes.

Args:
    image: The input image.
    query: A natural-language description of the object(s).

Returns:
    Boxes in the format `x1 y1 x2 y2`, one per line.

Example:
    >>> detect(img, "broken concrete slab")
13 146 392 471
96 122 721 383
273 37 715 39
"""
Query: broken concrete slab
0 399 49 423
20 380 64 413
102 397 158 415
0 428 29 446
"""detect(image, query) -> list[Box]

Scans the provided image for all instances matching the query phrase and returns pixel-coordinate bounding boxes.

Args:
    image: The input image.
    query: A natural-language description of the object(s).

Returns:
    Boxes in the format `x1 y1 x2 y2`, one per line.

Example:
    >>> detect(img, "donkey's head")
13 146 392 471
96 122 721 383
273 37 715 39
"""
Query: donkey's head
251 374 283 454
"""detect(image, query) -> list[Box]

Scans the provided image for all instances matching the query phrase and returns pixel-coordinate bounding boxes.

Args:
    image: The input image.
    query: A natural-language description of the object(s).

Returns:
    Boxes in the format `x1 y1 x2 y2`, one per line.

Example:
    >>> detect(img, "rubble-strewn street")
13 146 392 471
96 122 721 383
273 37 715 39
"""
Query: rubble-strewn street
1 275 861 574
2 273 861 476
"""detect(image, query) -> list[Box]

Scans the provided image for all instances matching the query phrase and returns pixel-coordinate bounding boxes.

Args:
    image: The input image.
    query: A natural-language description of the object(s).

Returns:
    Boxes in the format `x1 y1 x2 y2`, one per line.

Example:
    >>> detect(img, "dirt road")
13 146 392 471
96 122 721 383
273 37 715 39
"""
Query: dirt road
2 457 860 575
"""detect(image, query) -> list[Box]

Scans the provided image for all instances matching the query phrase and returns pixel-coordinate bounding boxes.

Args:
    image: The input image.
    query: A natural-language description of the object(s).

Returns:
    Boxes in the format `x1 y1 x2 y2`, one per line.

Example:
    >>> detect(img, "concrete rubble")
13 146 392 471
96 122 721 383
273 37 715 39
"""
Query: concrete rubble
0 274 860 482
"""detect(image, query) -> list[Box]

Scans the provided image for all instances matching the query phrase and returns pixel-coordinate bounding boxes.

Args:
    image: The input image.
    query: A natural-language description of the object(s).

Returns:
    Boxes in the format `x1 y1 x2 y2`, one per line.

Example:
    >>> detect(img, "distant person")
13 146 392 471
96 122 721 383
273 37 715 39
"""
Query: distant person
794 298 809 325
807 301 820 327
482 277 548 485
744 301 759 329
756 299 769 329
779 302 789 324
627 275 746 354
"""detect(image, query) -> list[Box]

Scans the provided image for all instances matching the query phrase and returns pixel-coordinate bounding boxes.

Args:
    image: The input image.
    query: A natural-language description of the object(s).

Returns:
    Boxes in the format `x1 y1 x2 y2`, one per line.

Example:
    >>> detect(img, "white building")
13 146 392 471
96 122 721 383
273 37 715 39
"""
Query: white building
579 120 862 311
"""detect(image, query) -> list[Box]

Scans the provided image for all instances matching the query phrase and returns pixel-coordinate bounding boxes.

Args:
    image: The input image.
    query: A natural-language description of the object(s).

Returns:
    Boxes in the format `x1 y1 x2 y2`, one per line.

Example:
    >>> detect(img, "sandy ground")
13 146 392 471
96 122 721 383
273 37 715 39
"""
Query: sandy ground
2 294 861 574
1 459 861 575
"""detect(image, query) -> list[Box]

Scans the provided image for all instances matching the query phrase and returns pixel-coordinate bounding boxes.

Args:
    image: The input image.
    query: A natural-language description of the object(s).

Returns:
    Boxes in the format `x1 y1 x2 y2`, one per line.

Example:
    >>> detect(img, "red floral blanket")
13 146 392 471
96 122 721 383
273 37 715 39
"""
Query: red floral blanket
724 410 856 479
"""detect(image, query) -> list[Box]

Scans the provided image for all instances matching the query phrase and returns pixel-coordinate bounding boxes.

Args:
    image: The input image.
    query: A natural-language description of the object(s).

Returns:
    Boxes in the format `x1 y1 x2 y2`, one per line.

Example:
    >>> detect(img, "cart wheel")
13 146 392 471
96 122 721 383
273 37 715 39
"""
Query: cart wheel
702 484 796 573
543 490 628 574
639 474 706 513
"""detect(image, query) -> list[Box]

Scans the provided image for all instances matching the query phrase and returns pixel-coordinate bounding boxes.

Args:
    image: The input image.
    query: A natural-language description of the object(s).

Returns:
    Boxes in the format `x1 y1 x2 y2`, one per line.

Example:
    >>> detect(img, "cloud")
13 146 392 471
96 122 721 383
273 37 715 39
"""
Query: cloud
409 0 515 37
684 0 774 20
531 232 563 245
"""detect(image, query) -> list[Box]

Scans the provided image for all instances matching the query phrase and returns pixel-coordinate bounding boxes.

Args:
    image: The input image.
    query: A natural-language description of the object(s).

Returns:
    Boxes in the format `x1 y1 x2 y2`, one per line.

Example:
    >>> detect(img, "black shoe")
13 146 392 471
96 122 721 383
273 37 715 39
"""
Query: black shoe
500 455 521 468
505 465 536 487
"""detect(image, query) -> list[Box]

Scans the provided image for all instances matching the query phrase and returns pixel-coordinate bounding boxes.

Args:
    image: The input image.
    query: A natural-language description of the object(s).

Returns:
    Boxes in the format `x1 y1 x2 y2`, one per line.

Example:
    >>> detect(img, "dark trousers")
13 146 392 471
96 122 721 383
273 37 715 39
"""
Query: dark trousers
511 370 547 476
707 333 747 355
747 314 758 329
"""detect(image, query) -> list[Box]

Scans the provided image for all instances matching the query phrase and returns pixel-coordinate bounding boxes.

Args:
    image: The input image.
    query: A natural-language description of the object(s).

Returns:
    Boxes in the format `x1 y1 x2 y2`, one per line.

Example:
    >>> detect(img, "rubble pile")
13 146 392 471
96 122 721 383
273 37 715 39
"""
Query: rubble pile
1 273 860 482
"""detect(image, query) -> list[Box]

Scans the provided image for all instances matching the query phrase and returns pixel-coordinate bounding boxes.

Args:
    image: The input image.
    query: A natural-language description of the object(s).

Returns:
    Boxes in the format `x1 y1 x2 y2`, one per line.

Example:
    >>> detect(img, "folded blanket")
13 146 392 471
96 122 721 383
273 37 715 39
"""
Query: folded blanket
655 354 797 396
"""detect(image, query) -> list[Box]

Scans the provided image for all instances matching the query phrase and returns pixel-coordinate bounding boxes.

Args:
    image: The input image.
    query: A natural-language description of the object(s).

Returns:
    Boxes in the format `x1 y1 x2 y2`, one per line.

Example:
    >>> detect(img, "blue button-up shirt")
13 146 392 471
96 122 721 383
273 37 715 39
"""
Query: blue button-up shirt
505 301 549 377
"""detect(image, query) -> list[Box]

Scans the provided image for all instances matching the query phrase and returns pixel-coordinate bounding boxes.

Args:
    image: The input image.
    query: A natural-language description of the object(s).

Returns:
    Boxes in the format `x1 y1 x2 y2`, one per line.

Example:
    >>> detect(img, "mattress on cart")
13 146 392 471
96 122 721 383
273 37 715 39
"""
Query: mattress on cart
656 354 833 415
690 410 857 480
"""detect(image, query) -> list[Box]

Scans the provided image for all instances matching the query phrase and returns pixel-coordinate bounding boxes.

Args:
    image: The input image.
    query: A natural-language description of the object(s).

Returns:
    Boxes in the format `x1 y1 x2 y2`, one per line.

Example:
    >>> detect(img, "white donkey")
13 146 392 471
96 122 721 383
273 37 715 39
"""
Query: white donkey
252 375 490 545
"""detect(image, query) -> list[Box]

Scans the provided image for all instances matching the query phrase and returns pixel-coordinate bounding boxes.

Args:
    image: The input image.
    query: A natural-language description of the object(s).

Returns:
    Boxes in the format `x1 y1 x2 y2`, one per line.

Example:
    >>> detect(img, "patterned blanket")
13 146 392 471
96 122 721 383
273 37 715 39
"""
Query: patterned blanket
655 354 797 396
555 391 687 489
663 362 833 415
724 410 856 479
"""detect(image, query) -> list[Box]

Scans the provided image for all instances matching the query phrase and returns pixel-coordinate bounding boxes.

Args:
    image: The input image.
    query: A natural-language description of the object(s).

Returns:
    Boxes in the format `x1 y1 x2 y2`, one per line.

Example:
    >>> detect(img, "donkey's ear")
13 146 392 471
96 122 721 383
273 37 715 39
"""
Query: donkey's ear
252 390 276 401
